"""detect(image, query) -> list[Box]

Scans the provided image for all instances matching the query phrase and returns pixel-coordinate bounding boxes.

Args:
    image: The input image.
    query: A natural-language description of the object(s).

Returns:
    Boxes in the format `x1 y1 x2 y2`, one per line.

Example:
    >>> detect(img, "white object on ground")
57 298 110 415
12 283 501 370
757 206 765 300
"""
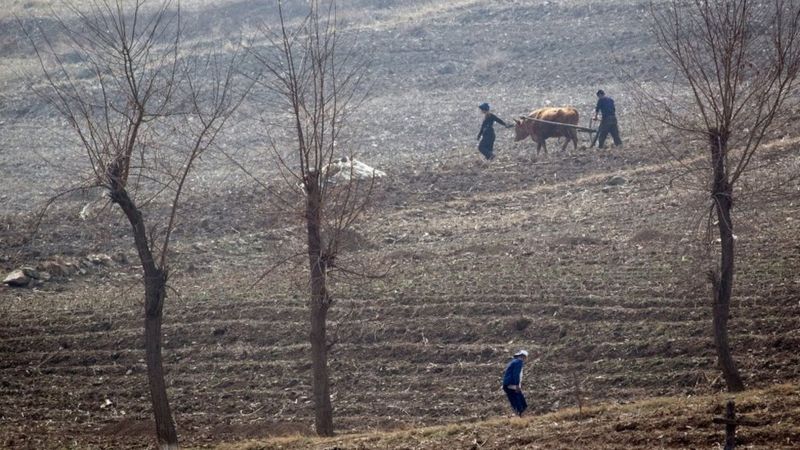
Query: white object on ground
322 157 386 183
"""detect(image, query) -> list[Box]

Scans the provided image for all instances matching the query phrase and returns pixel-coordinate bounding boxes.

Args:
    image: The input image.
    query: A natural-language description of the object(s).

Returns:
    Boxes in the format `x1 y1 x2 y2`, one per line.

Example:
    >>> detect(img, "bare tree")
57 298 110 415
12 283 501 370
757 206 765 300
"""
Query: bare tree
648 0 800 392
247 0 369 436
22 0 249 446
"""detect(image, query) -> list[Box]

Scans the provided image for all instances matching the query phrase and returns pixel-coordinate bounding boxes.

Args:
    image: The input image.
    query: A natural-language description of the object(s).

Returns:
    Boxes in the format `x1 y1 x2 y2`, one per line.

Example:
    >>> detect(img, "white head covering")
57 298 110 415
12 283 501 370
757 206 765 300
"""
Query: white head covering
514 350 529 357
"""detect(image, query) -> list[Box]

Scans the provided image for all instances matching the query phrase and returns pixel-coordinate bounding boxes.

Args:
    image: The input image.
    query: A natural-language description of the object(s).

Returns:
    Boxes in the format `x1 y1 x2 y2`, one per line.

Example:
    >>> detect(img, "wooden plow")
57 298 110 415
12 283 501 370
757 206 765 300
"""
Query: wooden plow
517 116 597 133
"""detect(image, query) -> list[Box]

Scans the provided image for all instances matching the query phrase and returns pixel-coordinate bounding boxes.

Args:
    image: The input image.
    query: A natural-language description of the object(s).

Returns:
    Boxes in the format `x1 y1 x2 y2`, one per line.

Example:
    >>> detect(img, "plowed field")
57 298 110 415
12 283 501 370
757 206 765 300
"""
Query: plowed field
2 1 799 448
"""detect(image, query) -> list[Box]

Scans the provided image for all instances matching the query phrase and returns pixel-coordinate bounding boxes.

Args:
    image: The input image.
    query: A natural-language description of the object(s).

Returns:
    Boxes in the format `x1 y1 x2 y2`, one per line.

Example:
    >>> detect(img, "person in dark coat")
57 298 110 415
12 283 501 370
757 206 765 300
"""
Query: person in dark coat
477 102 512 160
502 350 528 417
592 90 623 149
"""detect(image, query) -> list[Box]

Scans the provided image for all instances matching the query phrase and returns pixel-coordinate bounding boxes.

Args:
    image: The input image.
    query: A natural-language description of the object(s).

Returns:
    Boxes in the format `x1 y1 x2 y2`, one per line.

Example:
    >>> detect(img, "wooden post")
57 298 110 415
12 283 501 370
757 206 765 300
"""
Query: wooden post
712 399 766 450
572 370 583 417
712 400 738 449
723 400 736 450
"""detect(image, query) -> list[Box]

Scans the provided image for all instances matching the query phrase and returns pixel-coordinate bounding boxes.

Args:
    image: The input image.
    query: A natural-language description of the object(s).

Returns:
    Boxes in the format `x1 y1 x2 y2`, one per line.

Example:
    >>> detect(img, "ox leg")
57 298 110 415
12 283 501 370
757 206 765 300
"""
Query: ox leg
531 136 540 158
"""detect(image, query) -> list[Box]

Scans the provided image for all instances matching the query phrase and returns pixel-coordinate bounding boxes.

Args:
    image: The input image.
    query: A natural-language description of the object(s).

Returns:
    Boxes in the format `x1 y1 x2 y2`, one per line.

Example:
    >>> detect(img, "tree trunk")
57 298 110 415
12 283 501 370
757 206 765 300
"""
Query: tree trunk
111 187 179 448
709 130 745 393
144 270 178 449
310 295 333 436
305 172 334 436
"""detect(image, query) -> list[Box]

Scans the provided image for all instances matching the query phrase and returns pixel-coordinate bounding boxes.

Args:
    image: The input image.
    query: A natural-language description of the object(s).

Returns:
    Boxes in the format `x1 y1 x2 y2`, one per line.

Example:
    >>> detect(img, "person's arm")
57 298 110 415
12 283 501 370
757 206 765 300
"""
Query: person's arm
478 117 485 140
493 116 511 128
593 100 601 121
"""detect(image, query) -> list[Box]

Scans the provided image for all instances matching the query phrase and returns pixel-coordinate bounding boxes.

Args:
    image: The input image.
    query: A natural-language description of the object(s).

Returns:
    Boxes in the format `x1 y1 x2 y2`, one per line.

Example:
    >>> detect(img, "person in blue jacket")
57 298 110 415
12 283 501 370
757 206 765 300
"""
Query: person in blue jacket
477 102 513 160
502 350 528 416
591 89 623 149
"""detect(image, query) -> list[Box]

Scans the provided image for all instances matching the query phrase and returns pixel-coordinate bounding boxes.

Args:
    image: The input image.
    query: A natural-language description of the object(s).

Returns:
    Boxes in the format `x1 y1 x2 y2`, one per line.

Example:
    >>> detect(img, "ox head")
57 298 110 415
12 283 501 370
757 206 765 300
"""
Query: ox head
513 116 530 142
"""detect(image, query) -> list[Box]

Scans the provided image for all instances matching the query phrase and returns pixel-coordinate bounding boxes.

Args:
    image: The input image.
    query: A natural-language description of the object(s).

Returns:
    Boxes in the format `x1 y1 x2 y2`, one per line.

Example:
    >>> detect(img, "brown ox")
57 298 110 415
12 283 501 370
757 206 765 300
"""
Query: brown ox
513 107 579 155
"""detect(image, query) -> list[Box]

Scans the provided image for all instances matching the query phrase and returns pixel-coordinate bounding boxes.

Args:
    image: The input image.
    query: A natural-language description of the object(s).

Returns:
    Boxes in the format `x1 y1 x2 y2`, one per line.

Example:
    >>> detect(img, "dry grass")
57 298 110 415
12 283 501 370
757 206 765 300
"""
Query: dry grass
210 384 800 450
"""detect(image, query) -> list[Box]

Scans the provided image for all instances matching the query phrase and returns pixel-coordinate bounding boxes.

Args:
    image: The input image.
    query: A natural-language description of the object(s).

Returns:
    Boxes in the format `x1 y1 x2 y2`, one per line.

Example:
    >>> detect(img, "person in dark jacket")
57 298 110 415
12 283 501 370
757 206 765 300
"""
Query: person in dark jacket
502 350 528 417
477 102 512 160
591 90 622 149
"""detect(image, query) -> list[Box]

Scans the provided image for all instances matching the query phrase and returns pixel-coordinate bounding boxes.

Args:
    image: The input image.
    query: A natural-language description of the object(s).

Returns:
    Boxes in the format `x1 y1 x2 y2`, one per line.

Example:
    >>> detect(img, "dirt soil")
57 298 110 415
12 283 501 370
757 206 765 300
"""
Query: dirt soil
1 1 800 449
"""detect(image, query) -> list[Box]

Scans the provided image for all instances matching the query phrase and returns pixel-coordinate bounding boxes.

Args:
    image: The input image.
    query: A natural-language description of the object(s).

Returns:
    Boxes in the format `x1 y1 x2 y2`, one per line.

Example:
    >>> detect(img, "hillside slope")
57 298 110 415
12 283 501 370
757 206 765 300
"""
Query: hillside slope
213 384 800 450
1 139 798 448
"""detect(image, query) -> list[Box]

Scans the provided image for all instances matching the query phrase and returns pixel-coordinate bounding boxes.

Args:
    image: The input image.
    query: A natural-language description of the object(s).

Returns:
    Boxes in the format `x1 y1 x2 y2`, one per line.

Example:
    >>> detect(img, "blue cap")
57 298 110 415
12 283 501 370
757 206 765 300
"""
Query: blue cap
479 102 490 111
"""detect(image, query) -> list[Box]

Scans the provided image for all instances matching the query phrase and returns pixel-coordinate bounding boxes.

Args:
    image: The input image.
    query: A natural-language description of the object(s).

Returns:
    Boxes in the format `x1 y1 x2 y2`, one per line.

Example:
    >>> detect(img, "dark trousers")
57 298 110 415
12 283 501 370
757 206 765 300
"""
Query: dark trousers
595 116 622 148
478 131 496 159
503 386 527 416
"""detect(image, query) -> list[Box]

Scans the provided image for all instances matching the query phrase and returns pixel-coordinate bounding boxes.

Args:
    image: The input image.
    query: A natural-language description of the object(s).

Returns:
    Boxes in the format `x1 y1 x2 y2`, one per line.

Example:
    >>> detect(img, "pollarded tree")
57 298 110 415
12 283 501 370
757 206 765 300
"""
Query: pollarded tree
649 0 800 392
247 0 370 436
23 1 249 446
